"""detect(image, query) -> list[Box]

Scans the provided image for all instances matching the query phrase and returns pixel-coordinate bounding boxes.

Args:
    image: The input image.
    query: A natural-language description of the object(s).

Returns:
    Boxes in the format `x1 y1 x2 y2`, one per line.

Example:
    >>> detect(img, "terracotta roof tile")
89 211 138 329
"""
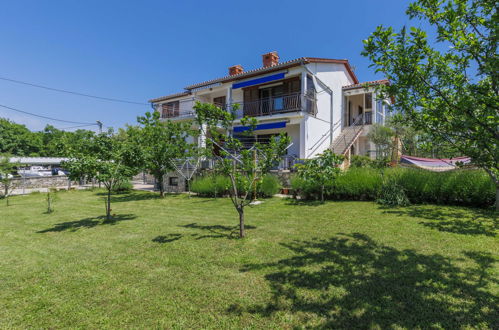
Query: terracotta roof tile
149 57 360 103
183 57 358 90
148 91 191 103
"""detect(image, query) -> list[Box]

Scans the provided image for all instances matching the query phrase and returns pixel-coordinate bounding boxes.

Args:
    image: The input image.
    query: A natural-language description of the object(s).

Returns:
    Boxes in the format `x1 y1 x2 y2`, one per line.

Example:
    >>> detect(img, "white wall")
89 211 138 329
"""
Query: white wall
304 62 356 157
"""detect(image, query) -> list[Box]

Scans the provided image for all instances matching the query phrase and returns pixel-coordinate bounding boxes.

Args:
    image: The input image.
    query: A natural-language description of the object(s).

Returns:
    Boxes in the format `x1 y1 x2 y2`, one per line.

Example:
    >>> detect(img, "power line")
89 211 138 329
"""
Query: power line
0 76 148 106
0 103 97 125
56 124 98 130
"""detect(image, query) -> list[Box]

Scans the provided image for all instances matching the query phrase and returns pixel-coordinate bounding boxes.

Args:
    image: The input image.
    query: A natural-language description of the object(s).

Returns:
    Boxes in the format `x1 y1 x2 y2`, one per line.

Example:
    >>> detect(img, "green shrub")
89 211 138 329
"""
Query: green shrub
350 155 390 169
350 155 373 168
376 179 410 206
260 174 282 197
291 175 325 200
112 180 133 193
292 167 494 208
191 175 231 197
331 168 383 200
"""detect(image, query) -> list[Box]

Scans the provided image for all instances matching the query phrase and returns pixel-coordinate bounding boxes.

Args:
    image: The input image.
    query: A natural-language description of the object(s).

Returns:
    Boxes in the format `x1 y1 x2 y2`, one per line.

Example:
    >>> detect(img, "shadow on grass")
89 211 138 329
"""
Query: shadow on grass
382 206 497 237
105 192 162 203
152 233 183 243
180 222 257 239
232 233 497 328
37 214 136 233
285 199 325 207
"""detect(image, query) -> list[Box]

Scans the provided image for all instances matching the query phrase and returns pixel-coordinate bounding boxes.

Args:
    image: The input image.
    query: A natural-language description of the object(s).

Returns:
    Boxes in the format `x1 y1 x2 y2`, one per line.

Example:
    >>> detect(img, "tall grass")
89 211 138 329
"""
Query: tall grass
292 167 495 208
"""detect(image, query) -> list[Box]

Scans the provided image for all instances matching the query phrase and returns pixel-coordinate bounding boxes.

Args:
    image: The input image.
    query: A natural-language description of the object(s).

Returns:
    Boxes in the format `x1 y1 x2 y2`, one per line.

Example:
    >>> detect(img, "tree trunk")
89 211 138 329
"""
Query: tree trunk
158 174 164 197
238 206 245 238
321 185 325 203
106 188 112 220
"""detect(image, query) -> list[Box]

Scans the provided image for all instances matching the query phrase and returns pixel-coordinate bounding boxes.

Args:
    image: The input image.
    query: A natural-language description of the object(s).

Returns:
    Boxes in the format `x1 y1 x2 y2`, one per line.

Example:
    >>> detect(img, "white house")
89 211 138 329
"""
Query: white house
149 52 391 167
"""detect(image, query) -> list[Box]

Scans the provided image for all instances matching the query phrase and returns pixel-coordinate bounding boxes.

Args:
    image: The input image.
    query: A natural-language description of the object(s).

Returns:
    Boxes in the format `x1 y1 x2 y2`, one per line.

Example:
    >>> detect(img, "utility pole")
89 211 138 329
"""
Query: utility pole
96 121 103 133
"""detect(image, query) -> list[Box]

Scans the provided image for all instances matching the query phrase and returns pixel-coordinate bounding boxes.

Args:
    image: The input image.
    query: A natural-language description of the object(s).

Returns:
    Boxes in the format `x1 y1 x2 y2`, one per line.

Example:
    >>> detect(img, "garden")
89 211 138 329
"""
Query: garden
0 189 497 328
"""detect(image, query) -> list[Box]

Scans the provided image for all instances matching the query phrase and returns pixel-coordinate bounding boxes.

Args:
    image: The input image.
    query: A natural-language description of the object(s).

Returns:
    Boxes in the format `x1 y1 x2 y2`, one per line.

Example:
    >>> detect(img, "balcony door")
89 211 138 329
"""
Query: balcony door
243 77 301 117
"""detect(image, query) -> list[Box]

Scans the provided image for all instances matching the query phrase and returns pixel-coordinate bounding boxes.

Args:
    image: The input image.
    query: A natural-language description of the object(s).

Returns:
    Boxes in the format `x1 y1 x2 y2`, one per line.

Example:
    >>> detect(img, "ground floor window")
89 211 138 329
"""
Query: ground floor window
169 177 179 186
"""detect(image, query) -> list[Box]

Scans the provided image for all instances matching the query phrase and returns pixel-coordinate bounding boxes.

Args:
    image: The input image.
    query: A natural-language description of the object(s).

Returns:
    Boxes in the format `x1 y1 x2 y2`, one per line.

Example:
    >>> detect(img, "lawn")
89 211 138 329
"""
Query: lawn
0 190 497 329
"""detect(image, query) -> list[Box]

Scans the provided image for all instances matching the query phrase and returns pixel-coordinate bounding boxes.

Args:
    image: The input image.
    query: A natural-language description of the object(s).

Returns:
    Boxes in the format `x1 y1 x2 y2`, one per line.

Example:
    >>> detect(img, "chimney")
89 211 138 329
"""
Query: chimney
229 64 244 76
262 51 279 67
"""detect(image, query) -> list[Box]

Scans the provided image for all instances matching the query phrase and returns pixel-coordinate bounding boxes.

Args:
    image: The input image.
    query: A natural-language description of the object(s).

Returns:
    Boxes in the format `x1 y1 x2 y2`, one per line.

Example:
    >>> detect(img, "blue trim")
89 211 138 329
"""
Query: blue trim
232 73 285 89
233 121 286 133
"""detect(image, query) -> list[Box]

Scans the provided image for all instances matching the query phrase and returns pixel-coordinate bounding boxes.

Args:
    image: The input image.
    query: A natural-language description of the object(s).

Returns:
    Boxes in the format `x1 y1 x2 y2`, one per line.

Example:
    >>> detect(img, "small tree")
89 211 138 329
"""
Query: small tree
128 111 196 197
0 154 18 206
45 188 58 214
362 0 498 209
295 149 343 203
194 102 290 238
63 131 141 220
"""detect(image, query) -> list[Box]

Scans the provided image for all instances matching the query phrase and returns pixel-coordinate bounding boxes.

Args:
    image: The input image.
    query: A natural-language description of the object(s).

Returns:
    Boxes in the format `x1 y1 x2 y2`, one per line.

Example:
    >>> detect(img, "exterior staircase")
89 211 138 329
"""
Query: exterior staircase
331 114 364 155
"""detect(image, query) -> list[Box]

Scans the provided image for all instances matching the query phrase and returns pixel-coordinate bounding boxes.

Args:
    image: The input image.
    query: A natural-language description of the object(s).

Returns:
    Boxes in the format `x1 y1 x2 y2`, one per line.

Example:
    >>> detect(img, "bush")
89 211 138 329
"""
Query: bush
292 167 495 208
190 175 230 197
260 174 282 198
112 180 133 193
350 155 373 168
331 168 383 200
192 174 282 198
376 179 410 206
350 155 390 169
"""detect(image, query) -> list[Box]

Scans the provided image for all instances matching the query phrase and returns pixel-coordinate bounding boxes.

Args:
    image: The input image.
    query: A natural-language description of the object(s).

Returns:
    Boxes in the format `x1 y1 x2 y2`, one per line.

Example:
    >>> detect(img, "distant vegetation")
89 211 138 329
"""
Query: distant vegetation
0 118 95 156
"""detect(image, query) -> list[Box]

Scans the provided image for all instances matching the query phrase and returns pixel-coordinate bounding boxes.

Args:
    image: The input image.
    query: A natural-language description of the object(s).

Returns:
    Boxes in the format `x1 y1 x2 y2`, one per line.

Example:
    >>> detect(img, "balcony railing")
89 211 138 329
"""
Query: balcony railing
349 111 373 126
159 92 317 120
236 92 316 118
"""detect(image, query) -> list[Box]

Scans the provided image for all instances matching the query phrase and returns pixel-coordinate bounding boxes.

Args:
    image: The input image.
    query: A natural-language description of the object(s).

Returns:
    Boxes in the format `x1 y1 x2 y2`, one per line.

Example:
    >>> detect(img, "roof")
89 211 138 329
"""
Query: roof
342 79 389 90
8 157 69 165
148 91 191 103
149 57 359 103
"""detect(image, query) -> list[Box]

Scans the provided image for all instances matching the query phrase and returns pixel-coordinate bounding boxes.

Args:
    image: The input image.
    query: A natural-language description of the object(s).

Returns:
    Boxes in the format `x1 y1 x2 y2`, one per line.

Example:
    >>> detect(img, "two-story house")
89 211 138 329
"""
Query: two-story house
149 52 391 172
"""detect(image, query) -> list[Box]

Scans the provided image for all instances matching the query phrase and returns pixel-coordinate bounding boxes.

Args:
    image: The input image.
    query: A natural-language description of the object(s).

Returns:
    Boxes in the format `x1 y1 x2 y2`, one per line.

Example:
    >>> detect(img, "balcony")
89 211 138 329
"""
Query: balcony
160 92 316 120
235 92 316 118
160 99 196 120
348 111 373 126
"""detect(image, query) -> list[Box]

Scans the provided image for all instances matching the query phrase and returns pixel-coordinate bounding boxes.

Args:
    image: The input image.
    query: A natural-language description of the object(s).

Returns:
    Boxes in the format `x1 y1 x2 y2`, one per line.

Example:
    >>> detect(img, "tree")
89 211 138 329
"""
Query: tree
0 118 42 156
362 0 498 210
63 130 141 220
127 111 196 197
0 154 18 206
295 149 343 203
368 124 395 160
194 102 290 238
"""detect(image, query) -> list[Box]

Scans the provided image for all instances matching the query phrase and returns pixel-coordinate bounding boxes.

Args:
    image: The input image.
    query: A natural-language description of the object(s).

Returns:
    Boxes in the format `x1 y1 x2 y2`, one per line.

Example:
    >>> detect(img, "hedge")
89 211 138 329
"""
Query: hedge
292 167 495 208
191 174 282 198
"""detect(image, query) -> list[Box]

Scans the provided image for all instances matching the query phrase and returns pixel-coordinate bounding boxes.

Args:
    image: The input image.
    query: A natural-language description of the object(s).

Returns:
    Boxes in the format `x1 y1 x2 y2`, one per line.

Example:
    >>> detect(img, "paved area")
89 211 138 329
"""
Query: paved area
132 183 156 192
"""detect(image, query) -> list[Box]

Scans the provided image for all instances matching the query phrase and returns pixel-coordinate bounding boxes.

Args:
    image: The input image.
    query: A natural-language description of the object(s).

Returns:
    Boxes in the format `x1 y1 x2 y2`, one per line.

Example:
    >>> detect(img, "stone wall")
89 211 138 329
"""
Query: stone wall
1 176 76 190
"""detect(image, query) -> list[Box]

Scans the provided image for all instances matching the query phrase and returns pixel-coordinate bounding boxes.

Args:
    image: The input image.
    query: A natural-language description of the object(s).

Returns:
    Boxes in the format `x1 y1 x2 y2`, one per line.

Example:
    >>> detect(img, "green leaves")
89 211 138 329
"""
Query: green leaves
362 0 498 189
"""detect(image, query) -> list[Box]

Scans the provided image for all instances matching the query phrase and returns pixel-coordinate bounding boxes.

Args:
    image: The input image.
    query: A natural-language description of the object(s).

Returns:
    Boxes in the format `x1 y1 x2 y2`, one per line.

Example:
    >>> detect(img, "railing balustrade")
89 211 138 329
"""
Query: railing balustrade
159 92 317 120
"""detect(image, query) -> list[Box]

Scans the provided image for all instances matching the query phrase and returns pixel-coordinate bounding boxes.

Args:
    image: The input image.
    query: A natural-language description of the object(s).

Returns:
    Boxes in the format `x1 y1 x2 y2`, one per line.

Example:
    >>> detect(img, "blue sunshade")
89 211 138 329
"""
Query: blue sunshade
233 121 286 133
232 73 285 89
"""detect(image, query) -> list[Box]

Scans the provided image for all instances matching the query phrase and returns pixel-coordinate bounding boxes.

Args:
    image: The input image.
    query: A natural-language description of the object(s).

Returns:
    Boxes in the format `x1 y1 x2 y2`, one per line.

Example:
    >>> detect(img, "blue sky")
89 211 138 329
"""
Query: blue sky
0 0 414 131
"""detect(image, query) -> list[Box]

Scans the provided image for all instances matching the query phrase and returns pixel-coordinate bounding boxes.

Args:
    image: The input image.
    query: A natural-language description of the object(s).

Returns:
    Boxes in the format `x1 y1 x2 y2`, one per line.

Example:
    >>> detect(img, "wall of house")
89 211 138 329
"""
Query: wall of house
303 62 355 157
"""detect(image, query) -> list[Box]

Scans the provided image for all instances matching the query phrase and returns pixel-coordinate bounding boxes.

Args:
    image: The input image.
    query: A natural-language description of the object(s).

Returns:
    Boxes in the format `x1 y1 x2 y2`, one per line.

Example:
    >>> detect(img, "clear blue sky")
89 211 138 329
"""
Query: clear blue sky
0 0 414 131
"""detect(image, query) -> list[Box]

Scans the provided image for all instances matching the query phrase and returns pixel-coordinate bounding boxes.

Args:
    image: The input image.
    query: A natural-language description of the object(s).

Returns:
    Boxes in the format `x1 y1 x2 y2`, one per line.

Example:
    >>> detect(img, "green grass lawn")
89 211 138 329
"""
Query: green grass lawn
0 190 497 329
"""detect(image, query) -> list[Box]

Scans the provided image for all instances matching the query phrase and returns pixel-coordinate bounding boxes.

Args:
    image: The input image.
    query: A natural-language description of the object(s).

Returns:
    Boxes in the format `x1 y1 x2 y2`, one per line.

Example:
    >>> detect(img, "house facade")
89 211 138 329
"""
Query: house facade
149 52 391 167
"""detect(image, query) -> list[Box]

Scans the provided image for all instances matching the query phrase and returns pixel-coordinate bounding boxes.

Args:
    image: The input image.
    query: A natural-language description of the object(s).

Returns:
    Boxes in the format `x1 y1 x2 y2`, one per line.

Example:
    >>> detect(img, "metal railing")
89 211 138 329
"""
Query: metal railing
234 92 316 118
159 92 318 120
349 111 373 126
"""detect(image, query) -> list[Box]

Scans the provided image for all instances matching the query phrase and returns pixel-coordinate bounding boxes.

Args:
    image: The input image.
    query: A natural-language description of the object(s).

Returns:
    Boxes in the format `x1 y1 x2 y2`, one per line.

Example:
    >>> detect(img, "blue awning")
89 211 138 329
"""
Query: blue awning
233 121 286 133
232 72 285 89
